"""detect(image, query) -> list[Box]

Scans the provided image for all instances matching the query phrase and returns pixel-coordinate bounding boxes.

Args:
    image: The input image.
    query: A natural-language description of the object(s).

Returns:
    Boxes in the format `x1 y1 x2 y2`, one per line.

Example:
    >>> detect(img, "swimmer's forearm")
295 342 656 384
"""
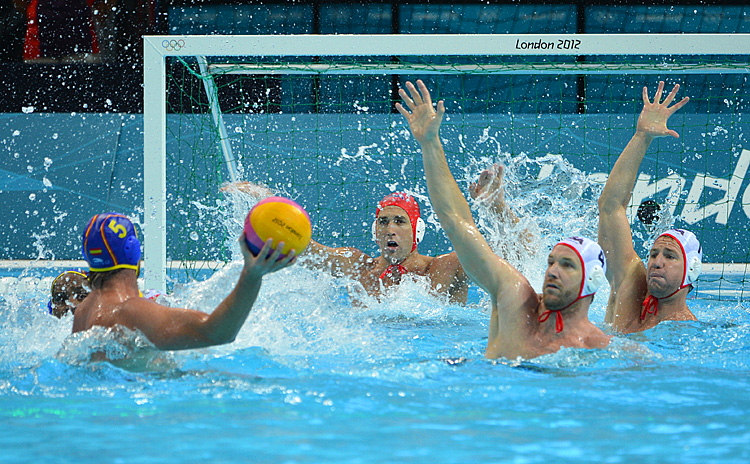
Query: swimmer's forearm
202 271 262 345
420 138 473 227
600 132 653 211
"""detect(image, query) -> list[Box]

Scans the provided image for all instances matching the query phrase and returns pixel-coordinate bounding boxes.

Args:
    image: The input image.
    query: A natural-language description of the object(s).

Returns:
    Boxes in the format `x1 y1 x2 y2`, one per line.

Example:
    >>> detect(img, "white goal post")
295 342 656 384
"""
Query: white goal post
142 33 750 292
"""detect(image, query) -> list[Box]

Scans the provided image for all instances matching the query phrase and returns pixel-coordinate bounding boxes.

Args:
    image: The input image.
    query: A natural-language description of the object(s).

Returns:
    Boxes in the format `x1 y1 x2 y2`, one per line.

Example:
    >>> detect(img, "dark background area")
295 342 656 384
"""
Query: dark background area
2 0 750 114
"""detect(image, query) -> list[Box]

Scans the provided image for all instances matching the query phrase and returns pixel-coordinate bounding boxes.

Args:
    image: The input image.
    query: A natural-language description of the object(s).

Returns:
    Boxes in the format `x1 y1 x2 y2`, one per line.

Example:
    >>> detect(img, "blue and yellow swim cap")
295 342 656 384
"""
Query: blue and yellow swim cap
82 213 141 272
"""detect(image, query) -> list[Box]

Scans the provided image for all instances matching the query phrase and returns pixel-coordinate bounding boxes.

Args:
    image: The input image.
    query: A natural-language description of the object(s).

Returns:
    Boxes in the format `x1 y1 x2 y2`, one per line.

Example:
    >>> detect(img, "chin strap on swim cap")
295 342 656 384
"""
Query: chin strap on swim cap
379 263 408 281
641 295 658 321
538 309 564 333
640 286 684 321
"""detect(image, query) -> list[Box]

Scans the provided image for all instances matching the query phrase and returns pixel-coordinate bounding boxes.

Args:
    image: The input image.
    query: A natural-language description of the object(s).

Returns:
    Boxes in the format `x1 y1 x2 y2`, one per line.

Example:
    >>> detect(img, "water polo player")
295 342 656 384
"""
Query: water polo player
223 150 524 305
48 270 90 318
72 213 296 351
398 79 611 359
304 191 470 303
597 82 700 333
47 270 163 319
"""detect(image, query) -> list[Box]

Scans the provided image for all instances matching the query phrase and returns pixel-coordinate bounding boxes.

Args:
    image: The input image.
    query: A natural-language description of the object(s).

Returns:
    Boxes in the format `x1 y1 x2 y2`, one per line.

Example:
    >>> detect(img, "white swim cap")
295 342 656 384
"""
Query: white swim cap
555 236 607 298
657 229 702 287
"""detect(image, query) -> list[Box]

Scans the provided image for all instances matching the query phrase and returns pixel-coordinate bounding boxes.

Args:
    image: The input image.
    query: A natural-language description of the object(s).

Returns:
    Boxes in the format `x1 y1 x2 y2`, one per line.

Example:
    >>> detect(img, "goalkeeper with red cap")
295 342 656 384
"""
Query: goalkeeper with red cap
305 189 471 304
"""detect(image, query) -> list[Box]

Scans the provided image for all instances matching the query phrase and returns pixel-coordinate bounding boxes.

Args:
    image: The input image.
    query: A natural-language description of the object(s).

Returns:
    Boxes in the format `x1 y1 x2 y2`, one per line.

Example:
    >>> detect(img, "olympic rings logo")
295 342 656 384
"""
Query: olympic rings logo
162 39 186 52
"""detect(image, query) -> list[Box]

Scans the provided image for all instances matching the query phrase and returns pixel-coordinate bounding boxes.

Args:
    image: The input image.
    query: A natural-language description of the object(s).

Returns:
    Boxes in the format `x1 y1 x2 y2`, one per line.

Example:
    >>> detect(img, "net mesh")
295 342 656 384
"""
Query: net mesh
162 52 750 299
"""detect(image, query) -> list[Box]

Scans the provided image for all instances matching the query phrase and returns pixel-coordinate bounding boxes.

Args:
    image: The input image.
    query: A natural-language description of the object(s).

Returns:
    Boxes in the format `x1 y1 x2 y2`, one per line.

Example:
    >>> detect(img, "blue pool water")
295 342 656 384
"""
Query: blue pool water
1 259 748 464
1 151 748 463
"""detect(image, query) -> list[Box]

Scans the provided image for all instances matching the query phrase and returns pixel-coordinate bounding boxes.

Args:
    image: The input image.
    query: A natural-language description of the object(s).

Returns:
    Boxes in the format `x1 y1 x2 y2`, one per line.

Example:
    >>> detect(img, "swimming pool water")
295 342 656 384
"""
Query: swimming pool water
1 262 748 464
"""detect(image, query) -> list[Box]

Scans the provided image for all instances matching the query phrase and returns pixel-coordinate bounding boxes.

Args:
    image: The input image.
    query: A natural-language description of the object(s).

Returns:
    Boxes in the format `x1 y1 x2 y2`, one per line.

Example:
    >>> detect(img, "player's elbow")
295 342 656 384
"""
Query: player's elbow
598 189 623 213
438 216 467 241
207 329 240 346
197 320 241 347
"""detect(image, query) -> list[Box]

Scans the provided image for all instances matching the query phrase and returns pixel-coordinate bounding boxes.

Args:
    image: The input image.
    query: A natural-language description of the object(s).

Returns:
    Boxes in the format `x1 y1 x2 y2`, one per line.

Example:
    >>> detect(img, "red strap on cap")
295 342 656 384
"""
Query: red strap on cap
538 310 564 333
641 295 658 321
380 263 407 281
640 285 686 321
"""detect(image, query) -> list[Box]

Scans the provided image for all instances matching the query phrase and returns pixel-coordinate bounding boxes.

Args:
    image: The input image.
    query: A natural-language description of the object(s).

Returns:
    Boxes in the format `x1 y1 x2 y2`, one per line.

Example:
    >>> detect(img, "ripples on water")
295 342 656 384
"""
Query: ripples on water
1 156 749 463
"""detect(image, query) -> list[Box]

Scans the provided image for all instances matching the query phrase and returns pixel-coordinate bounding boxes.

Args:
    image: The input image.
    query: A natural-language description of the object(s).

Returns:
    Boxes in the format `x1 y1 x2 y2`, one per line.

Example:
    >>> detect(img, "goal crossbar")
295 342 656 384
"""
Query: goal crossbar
206 62 750 76
143 33 750 291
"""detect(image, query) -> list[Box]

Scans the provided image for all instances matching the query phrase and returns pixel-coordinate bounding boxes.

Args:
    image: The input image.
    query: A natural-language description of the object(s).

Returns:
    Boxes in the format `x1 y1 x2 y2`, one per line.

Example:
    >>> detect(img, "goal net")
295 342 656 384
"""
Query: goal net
143 34 750 300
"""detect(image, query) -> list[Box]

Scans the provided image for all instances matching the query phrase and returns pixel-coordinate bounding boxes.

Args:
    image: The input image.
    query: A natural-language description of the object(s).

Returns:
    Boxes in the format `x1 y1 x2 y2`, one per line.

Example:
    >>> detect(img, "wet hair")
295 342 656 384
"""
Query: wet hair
87 269 129 289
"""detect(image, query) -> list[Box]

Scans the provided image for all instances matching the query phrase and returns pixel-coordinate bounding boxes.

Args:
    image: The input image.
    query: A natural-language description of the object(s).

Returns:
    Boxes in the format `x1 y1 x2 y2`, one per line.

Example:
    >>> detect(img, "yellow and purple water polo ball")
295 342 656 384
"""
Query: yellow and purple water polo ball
243 197 312 258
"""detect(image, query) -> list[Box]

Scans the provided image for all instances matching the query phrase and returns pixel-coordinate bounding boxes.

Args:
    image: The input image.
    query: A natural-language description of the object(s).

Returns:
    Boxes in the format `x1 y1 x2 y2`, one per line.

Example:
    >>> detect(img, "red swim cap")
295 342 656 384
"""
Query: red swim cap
376 192 424 252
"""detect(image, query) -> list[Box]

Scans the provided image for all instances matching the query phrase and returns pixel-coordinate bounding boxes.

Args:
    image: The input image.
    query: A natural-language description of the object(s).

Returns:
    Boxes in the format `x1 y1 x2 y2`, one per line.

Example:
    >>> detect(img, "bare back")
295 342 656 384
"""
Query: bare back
73 285 217 350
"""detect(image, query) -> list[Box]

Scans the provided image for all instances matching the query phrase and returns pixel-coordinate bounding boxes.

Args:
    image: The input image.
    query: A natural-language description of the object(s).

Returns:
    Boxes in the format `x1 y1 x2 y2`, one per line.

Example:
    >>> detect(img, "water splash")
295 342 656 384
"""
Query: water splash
57 326 177 373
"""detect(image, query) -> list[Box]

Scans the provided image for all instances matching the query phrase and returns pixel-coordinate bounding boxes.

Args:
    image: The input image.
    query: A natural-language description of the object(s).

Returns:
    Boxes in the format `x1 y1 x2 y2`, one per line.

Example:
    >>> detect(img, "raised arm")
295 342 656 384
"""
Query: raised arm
598 82 689 299
116 238 296 350
396 80 529 299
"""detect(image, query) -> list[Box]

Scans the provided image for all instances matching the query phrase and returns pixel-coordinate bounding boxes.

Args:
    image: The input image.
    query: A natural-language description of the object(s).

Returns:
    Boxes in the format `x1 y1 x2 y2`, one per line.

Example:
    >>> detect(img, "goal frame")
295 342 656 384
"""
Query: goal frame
142 33 750 291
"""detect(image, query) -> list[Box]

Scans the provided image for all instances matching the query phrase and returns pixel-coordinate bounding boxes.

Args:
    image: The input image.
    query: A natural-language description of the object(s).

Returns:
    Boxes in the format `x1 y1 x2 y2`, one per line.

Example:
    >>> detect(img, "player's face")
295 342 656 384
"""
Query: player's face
50 274 89 318
542 245 583 310
375 206 414 264
647 236 685 297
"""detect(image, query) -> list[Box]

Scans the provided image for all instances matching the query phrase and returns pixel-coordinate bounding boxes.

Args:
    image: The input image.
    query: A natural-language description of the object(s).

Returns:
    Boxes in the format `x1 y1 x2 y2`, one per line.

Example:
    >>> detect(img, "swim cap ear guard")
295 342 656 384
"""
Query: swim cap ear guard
414 217 426 244
372 217 426 245
556 236 607 299
687 256 702 284
372 217 426 243
585 264 607 297
658 229 703 287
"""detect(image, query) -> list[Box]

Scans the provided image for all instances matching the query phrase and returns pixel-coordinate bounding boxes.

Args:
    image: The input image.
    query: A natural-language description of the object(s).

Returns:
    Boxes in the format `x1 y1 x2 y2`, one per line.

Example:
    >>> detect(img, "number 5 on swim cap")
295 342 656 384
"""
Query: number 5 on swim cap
243 197 312 259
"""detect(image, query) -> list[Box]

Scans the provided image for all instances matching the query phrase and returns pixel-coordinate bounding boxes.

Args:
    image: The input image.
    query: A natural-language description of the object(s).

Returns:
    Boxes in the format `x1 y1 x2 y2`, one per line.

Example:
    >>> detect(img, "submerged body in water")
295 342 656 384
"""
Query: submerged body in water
1 170 748 463
397 79 612 360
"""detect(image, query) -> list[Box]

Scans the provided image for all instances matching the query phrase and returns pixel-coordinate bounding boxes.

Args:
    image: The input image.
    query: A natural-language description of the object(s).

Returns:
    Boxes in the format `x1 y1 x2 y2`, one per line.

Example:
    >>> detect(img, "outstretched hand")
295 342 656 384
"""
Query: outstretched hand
637 81 690 140
238 236 296 281
220 181 274 198
395 80 445 145
469 163 505 202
